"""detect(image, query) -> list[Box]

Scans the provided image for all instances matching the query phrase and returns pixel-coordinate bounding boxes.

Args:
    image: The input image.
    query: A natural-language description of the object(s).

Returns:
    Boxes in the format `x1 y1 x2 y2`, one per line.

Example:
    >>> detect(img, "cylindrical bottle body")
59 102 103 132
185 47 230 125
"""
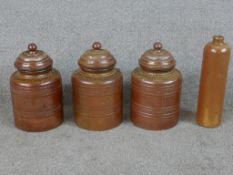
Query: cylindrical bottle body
72 69 122 131
131 68 182 130
197 40 231 127
10 69 63 132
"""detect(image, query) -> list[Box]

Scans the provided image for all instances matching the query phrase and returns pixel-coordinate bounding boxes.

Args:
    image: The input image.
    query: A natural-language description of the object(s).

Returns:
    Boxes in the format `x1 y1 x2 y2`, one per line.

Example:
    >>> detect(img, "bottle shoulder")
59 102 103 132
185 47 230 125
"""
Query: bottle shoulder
204 42 231 54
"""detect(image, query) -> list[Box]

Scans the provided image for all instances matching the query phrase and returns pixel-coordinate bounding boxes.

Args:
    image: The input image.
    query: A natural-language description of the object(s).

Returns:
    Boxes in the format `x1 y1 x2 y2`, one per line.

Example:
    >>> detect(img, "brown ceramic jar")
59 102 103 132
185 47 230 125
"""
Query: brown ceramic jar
72 42 123 131
197 35 231 128
131 42 182 130
10 43 63 132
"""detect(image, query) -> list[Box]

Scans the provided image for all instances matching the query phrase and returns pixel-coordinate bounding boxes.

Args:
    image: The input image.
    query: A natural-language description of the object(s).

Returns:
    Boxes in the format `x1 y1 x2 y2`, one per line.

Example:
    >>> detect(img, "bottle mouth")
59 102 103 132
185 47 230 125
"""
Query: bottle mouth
213 35 224 43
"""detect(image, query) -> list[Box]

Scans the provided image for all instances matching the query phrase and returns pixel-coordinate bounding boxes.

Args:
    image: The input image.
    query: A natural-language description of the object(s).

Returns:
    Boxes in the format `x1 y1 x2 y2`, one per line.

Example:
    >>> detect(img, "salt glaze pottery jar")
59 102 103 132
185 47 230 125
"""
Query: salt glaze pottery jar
131 42 182 130
197 35 231 128
72 42 123 131
10 43 63 132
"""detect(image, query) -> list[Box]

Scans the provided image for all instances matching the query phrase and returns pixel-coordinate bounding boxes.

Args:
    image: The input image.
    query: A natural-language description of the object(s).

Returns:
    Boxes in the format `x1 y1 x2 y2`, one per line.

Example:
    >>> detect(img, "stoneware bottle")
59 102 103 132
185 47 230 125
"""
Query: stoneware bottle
10 43 63 132
197 35 231 128
131 42 182 130
72 42 123 131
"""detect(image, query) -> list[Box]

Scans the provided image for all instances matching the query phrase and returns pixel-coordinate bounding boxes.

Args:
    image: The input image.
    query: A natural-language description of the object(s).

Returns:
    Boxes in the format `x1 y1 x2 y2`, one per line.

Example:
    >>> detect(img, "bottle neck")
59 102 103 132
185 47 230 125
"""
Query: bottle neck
212 35 224 44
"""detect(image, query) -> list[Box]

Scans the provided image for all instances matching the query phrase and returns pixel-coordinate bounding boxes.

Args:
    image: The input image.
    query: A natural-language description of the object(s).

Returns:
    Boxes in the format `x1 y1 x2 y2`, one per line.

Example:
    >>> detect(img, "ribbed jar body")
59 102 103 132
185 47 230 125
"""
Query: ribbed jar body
197 36 231 127
131 68 182 130
72 69 122 131
10 69 63 132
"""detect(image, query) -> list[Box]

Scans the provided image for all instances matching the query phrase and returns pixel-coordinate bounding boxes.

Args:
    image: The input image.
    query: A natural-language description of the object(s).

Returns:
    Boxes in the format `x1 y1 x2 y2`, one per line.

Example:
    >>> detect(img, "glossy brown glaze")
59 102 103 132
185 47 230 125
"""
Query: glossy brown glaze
131 42 182 130
72 42 123 131
10 43 63 132
197 36 231 128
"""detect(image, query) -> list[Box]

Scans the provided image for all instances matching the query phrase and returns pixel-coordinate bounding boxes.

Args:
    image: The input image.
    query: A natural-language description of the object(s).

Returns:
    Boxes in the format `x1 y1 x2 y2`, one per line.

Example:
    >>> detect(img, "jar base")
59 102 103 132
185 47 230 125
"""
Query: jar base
131 114 178 130
14 113 63 132
75 115 122 131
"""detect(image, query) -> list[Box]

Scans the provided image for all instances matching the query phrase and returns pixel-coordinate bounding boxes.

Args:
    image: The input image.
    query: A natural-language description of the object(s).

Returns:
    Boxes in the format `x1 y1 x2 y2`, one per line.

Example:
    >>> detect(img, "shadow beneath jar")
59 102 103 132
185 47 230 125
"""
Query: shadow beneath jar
178 70 199 125
0 102 15 129
123 80 131 122
63 84 74 125
179 108 196 124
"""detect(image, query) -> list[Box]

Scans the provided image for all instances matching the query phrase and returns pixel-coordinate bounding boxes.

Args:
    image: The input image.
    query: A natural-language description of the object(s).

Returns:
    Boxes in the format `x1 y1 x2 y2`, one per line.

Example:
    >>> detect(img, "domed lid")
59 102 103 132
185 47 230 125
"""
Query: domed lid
139 42 176 72
15 43 53 72
78 42 116 72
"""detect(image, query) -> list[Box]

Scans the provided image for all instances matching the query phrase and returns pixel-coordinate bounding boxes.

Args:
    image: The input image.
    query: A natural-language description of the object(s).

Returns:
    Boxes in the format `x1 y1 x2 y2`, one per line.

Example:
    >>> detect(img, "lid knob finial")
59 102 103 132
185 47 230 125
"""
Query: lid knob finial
92 42 102 50
28 43 37 52
153 42 163 50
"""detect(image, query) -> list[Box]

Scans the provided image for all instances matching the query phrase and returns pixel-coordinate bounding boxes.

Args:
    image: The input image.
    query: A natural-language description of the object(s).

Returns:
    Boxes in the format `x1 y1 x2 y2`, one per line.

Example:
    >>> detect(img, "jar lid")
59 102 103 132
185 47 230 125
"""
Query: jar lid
15 43 53 72
139 42 176 72
78 42 116 72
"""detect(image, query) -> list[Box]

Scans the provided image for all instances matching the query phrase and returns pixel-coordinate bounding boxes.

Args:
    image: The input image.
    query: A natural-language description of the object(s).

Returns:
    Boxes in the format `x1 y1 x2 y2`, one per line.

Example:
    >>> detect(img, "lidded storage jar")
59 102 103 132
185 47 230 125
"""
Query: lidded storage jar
10 43 63 132
131 42 182 130
72 42 123 131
